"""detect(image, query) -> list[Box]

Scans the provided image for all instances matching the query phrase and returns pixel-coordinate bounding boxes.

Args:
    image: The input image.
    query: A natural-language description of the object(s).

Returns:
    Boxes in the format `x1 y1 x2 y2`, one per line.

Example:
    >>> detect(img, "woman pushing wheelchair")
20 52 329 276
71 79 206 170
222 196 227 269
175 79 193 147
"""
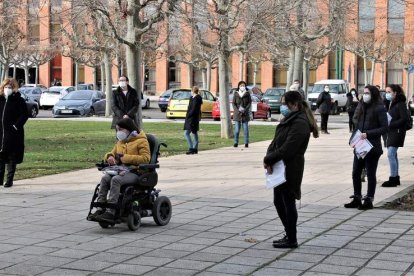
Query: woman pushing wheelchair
88 118 150 223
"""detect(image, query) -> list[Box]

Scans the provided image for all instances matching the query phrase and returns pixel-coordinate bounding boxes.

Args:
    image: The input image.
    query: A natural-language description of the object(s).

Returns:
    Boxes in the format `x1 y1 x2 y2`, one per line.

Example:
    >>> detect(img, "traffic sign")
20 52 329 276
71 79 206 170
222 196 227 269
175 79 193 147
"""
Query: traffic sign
408 65 414 74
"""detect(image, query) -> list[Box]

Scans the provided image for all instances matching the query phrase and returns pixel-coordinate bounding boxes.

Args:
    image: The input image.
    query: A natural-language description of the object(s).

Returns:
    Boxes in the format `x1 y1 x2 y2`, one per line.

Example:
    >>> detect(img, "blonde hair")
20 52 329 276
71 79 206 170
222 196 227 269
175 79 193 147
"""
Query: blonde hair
0 78 18 96
192 86 199 94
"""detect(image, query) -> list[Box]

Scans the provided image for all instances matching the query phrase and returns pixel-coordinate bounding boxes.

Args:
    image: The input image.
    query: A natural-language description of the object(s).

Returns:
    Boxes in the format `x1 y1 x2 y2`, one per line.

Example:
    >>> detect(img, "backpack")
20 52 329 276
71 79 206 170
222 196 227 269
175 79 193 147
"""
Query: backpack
406 109 413 130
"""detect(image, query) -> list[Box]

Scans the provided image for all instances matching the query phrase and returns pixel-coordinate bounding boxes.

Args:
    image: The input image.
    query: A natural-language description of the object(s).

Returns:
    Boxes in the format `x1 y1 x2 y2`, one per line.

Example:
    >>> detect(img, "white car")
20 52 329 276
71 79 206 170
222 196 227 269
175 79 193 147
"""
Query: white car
39 86 76 109
112 84 150 109
22 84 48 92
307 79 349 115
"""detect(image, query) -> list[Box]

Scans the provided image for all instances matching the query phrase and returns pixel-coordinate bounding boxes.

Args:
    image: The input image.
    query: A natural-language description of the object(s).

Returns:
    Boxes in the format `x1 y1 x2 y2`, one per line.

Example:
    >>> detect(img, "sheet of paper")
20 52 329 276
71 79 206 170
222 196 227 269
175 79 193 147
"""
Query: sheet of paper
265 160 286 189
349 130 373 159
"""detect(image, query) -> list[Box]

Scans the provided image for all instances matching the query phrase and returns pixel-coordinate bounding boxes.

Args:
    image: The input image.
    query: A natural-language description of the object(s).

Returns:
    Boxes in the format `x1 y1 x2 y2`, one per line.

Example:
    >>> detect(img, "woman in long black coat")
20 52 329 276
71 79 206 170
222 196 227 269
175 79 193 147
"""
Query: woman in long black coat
264 91 319 248
111 76 140 130
0 78 29 187
184 86 203 154
346 88 359 133
382 84 409 187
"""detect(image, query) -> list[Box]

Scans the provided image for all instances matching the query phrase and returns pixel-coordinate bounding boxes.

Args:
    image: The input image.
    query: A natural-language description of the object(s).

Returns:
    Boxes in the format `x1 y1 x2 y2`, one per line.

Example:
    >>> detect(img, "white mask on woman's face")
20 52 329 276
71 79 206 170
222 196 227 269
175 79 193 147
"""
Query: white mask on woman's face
363 94 371 103
4 88 12 97
239 86 246 92
324 87 330 92
116 130 129 141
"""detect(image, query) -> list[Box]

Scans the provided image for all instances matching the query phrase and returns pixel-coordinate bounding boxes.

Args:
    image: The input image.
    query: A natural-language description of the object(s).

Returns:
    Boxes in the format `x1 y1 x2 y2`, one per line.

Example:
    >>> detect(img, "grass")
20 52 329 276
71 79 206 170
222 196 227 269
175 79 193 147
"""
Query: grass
15 120 275 180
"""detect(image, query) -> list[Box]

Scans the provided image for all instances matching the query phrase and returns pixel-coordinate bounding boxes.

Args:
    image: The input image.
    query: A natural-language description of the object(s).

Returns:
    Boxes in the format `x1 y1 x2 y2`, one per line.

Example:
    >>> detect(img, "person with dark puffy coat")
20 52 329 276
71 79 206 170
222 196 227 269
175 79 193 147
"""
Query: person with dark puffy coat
0 78 29 188
316 85 332 134
345 85 388 210
264 91 319 249
382 84 409 187
346 88 359 133
184 86 203 155
232 81 252 148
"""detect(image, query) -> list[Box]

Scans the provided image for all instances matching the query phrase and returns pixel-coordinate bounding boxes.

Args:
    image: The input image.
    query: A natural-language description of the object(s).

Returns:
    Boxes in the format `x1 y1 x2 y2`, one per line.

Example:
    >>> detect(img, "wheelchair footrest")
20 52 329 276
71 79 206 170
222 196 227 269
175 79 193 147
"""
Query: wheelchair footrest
90 202 118 210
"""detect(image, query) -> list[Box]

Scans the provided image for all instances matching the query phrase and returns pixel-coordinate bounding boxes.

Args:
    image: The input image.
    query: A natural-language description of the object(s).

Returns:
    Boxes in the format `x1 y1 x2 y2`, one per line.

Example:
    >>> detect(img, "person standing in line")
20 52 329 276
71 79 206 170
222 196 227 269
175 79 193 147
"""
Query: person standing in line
317 85 332 134
111 75 140 131
346 88 359 133
382 84 408 187
0 78 29 188
292 80 305 99
344 85 388 210
232 81 252 148
264 91 319 248
184 86 203 155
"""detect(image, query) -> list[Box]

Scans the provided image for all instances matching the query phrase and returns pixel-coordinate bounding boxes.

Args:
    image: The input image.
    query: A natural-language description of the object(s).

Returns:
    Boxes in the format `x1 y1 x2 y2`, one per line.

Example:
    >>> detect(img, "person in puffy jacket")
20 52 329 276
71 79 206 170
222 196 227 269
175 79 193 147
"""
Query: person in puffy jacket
382 84 409 187
346 88 359 133
184 86 203 155
316 85 332 134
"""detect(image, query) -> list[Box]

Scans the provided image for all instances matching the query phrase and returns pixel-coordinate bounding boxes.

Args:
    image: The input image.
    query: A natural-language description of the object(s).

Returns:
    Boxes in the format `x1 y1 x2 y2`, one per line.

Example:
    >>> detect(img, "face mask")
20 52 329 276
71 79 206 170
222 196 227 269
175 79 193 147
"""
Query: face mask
363 94 371 103
385 93 392 101
119 81 127 88
4 88 12 97
239 86 246 92
351 91 355 96
116 131 129 141
280 105 290 117
324 87 330 92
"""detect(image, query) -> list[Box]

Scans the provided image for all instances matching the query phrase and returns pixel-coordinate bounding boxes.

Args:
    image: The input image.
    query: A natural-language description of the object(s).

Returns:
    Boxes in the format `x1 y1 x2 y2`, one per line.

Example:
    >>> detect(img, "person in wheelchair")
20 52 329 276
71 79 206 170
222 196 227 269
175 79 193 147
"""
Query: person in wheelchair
90 118 150 223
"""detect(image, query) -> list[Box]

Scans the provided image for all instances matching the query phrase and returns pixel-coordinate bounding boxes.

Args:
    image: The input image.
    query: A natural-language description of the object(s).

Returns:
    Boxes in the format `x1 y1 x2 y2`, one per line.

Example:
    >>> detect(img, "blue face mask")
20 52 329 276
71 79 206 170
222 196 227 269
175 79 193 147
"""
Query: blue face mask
385 93 392 101
280 105 290 117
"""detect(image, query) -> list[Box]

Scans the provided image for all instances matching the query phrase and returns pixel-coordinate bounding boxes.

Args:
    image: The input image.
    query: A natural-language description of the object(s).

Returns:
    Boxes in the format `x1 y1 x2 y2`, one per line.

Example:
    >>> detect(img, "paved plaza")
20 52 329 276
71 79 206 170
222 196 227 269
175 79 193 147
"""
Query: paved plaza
1 119 414 275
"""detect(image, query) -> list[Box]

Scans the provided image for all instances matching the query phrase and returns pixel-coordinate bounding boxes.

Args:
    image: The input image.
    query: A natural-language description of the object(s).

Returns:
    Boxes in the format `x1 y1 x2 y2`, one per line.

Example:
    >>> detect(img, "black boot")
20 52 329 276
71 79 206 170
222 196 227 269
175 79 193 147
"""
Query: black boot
186 149 195 155
358 197 373 210
396 175 400 186
344 195 362 208
382 176 398 187
4 162 16 188
193 148 198 154
0 160 5 186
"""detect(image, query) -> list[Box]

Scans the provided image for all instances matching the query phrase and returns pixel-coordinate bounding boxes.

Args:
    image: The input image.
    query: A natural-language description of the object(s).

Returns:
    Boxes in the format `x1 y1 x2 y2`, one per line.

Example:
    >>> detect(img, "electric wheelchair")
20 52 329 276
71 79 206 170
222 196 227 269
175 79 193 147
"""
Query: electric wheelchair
86 134 172 231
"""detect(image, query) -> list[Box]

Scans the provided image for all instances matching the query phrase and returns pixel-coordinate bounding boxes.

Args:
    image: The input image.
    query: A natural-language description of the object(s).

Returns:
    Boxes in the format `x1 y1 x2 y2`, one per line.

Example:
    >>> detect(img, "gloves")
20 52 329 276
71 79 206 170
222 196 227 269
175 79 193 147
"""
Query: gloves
115 153 124 164
239 107 245 113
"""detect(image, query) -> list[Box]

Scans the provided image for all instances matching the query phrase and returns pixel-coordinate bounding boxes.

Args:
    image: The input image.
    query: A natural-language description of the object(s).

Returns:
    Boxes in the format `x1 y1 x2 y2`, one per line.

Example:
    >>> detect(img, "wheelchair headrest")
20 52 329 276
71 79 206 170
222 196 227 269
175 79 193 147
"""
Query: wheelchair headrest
146 133 160 165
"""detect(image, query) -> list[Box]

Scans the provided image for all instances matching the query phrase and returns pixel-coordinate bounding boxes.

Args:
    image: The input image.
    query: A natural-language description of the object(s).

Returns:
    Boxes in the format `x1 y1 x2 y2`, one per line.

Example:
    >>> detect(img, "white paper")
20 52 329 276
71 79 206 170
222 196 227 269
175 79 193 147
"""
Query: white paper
387 113 392 126
349 130 373 159
265 161 286 189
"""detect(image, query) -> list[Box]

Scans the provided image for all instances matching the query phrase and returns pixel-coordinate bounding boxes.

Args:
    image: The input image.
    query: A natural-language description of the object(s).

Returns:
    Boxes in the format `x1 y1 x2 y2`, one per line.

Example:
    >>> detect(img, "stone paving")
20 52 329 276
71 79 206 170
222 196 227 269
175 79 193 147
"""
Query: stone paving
0 119 414 275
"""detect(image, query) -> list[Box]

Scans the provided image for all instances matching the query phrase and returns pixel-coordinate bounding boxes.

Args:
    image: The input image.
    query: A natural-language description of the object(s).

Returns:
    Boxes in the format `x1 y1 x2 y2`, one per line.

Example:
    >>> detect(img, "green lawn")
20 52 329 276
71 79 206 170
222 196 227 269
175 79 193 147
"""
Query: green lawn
15 120 275 180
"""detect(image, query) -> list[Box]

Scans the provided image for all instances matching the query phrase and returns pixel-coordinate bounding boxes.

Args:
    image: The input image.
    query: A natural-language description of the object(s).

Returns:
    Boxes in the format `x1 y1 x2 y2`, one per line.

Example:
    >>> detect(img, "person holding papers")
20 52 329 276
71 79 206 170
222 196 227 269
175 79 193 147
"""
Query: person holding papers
345 86 388 210
382 84 408 187
263 91 318 249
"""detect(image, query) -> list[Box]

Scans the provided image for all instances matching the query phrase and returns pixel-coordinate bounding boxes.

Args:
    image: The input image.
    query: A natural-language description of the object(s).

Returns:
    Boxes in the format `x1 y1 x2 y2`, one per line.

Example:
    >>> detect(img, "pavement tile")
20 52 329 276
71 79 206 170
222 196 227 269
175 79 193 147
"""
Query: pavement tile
292 245 337 255
309 264 358 275
143 249 192 259
384 245 414 255
333 248 377 259
1 264 53 275
207 263 257 275
252 268 302 276
85 252 135 263
62 259 114 271
374 252 414 263
322 255 367 266
38 268 93 276
102 264 155 275
345 242 387 251
0 262 14 270
200 246 245 255
144 267 197 276
10 245 60 255
165 259 215 270
224 255 273 266
48 248 97 259
125 256 175 266
365 259 412 271
238 248 287 259
162 242 208 252
22 256 75 267
0 252 34 264
106 246 153 255
267 260 314 270
182 252 231 263
355 268 404 276
280 252 327 263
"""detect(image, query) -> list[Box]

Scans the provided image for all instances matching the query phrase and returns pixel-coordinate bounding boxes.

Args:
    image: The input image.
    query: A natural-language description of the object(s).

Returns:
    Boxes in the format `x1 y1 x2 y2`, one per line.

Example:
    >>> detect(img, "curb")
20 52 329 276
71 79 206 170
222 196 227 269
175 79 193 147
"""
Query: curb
375 183 414 207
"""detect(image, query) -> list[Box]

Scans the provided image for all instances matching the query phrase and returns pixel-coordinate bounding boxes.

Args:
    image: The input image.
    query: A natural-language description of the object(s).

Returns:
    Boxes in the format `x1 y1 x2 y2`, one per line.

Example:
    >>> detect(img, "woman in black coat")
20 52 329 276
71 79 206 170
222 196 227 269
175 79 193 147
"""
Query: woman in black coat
316 85 332 134
264 91 319 248
111 76 140 130
0 78 29 187
382 84 409 187
346 88 359 133
345 85 388 210
184 86 203 154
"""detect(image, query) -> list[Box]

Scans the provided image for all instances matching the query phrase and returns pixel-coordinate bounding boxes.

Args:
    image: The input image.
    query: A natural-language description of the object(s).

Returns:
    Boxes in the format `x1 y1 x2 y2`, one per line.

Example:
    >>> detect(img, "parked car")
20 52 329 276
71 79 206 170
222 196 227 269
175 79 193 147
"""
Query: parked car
158 89 172 112
39 86 76 109
77 83 94 90
21 93 39 118
166 89 216 119
22 83 48 92
307 79 349 115
112 84 150 109
212 94 271 121
53 90 106 117
262 88 286 113
19 87 43 105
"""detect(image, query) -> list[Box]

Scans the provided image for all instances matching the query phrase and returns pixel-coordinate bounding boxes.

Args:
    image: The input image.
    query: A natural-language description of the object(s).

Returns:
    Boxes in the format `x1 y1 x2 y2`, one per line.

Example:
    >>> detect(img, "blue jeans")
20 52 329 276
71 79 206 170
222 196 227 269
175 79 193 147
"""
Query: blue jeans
233 121 249 145
184 130 199 149
387 147 399 177
352 152 381 199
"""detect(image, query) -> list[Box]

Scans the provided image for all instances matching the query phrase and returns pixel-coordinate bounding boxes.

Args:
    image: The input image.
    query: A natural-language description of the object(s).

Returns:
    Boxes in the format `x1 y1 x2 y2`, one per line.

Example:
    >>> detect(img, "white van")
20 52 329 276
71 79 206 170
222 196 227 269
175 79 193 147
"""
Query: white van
307 79 350 114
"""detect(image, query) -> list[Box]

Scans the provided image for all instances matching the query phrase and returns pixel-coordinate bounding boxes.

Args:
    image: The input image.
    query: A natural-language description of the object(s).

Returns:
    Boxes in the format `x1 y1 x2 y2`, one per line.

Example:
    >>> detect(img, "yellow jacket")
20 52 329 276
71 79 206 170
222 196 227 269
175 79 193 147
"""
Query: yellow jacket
104 130 151 167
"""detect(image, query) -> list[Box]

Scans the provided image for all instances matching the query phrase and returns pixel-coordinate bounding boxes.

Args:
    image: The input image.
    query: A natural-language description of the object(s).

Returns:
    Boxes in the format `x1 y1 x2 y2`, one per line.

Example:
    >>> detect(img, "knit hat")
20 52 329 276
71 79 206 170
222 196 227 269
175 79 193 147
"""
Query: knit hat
116 118 138 132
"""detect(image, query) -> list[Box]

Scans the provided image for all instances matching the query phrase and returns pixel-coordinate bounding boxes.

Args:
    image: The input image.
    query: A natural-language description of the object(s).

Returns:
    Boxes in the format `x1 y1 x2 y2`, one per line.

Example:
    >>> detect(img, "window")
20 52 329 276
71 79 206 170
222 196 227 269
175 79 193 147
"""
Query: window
168 60 181 88
388 0 405 34
247 62 262 87
273 66 287 87
387 61 403 85
359 0 376 33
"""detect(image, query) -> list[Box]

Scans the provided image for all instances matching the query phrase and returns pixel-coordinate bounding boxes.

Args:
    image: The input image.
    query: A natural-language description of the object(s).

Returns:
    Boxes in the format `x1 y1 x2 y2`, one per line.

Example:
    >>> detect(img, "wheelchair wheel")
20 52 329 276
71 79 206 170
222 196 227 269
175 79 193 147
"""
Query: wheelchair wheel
152 196 172 226
99 222 110 229
127 211 141 231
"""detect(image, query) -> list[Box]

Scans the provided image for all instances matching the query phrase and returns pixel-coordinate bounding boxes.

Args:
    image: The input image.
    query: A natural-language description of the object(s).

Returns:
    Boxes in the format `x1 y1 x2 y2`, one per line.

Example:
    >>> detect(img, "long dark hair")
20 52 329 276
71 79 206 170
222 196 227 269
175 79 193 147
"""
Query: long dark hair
365 85 381 103
284 91 319 138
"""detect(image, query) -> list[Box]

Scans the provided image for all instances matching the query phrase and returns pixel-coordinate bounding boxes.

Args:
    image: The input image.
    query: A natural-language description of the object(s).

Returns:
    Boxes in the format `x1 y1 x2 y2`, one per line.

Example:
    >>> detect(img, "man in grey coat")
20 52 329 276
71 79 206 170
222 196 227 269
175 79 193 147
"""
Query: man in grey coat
111 76 140 130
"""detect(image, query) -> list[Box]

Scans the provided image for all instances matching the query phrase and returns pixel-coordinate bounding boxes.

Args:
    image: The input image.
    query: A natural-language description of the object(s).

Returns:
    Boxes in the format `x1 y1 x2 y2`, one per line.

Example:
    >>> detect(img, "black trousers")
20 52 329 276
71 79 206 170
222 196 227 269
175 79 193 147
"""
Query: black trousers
352 152 381 199
348 112 355 132
320 113 329 131
273 184 297 242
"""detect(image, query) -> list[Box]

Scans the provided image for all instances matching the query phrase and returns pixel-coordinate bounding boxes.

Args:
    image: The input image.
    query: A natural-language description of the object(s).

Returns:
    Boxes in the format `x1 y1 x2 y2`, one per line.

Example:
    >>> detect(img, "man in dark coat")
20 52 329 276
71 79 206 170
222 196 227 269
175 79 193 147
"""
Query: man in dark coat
111 76 140 130
184 86 203 154
0 79 29 187
382 84 409 187
232 81 252 148
316 85 332 134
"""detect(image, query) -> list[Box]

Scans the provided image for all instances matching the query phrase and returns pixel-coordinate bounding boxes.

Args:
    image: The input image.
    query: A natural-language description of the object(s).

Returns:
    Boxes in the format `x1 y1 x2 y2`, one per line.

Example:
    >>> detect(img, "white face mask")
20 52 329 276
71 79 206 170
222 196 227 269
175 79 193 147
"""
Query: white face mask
324 87 330 92
4 88 12 97
351 91 355 96
239 86 246 92
119 81 127 88
116 131 129 141
363 94 371 103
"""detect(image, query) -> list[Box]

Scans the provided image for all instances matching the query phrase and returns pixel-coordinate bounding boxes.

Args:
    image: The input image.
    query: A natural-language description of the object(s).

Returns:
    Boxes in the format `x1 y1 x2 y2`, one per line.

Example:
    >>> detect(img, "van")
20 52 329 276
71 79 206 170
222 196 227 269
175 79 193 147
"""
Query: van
307 79 350 114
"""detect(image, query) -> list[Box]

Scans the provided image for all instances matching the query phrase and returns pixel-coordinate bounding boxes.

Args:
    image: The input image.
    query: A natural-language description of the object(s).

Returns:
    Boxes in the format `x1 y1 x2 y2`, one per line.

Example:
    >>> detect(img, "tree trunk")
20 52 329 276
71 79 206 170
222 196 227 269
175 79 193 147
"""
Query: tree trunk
370 61 375 85
253 63 258 86
206 61 212 91
117 52 122 80
35 65 39 85
239 52 244 81
141 61 146 93
12 64 16 79
381 62 385 89
286 46 295 90
303 59 309 100
202 68 207 89
0 64 3 80
24 66 29 85
363 55 368 86
100 62 105 92
187 63 193 87
75 61 79 89
292 47 303 83
92 66 97 90
104 52 113 117
125 44 142 126
218 52 232 138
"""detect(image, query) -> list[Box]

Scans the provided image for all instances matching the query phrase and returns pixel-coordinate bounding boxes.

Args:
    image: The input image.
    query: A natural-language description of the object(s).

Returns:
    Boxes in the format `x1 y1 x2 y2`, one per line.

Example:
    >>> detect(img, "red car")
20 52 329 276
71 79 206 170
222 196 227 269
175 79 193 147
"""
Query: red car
212 94 271 121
